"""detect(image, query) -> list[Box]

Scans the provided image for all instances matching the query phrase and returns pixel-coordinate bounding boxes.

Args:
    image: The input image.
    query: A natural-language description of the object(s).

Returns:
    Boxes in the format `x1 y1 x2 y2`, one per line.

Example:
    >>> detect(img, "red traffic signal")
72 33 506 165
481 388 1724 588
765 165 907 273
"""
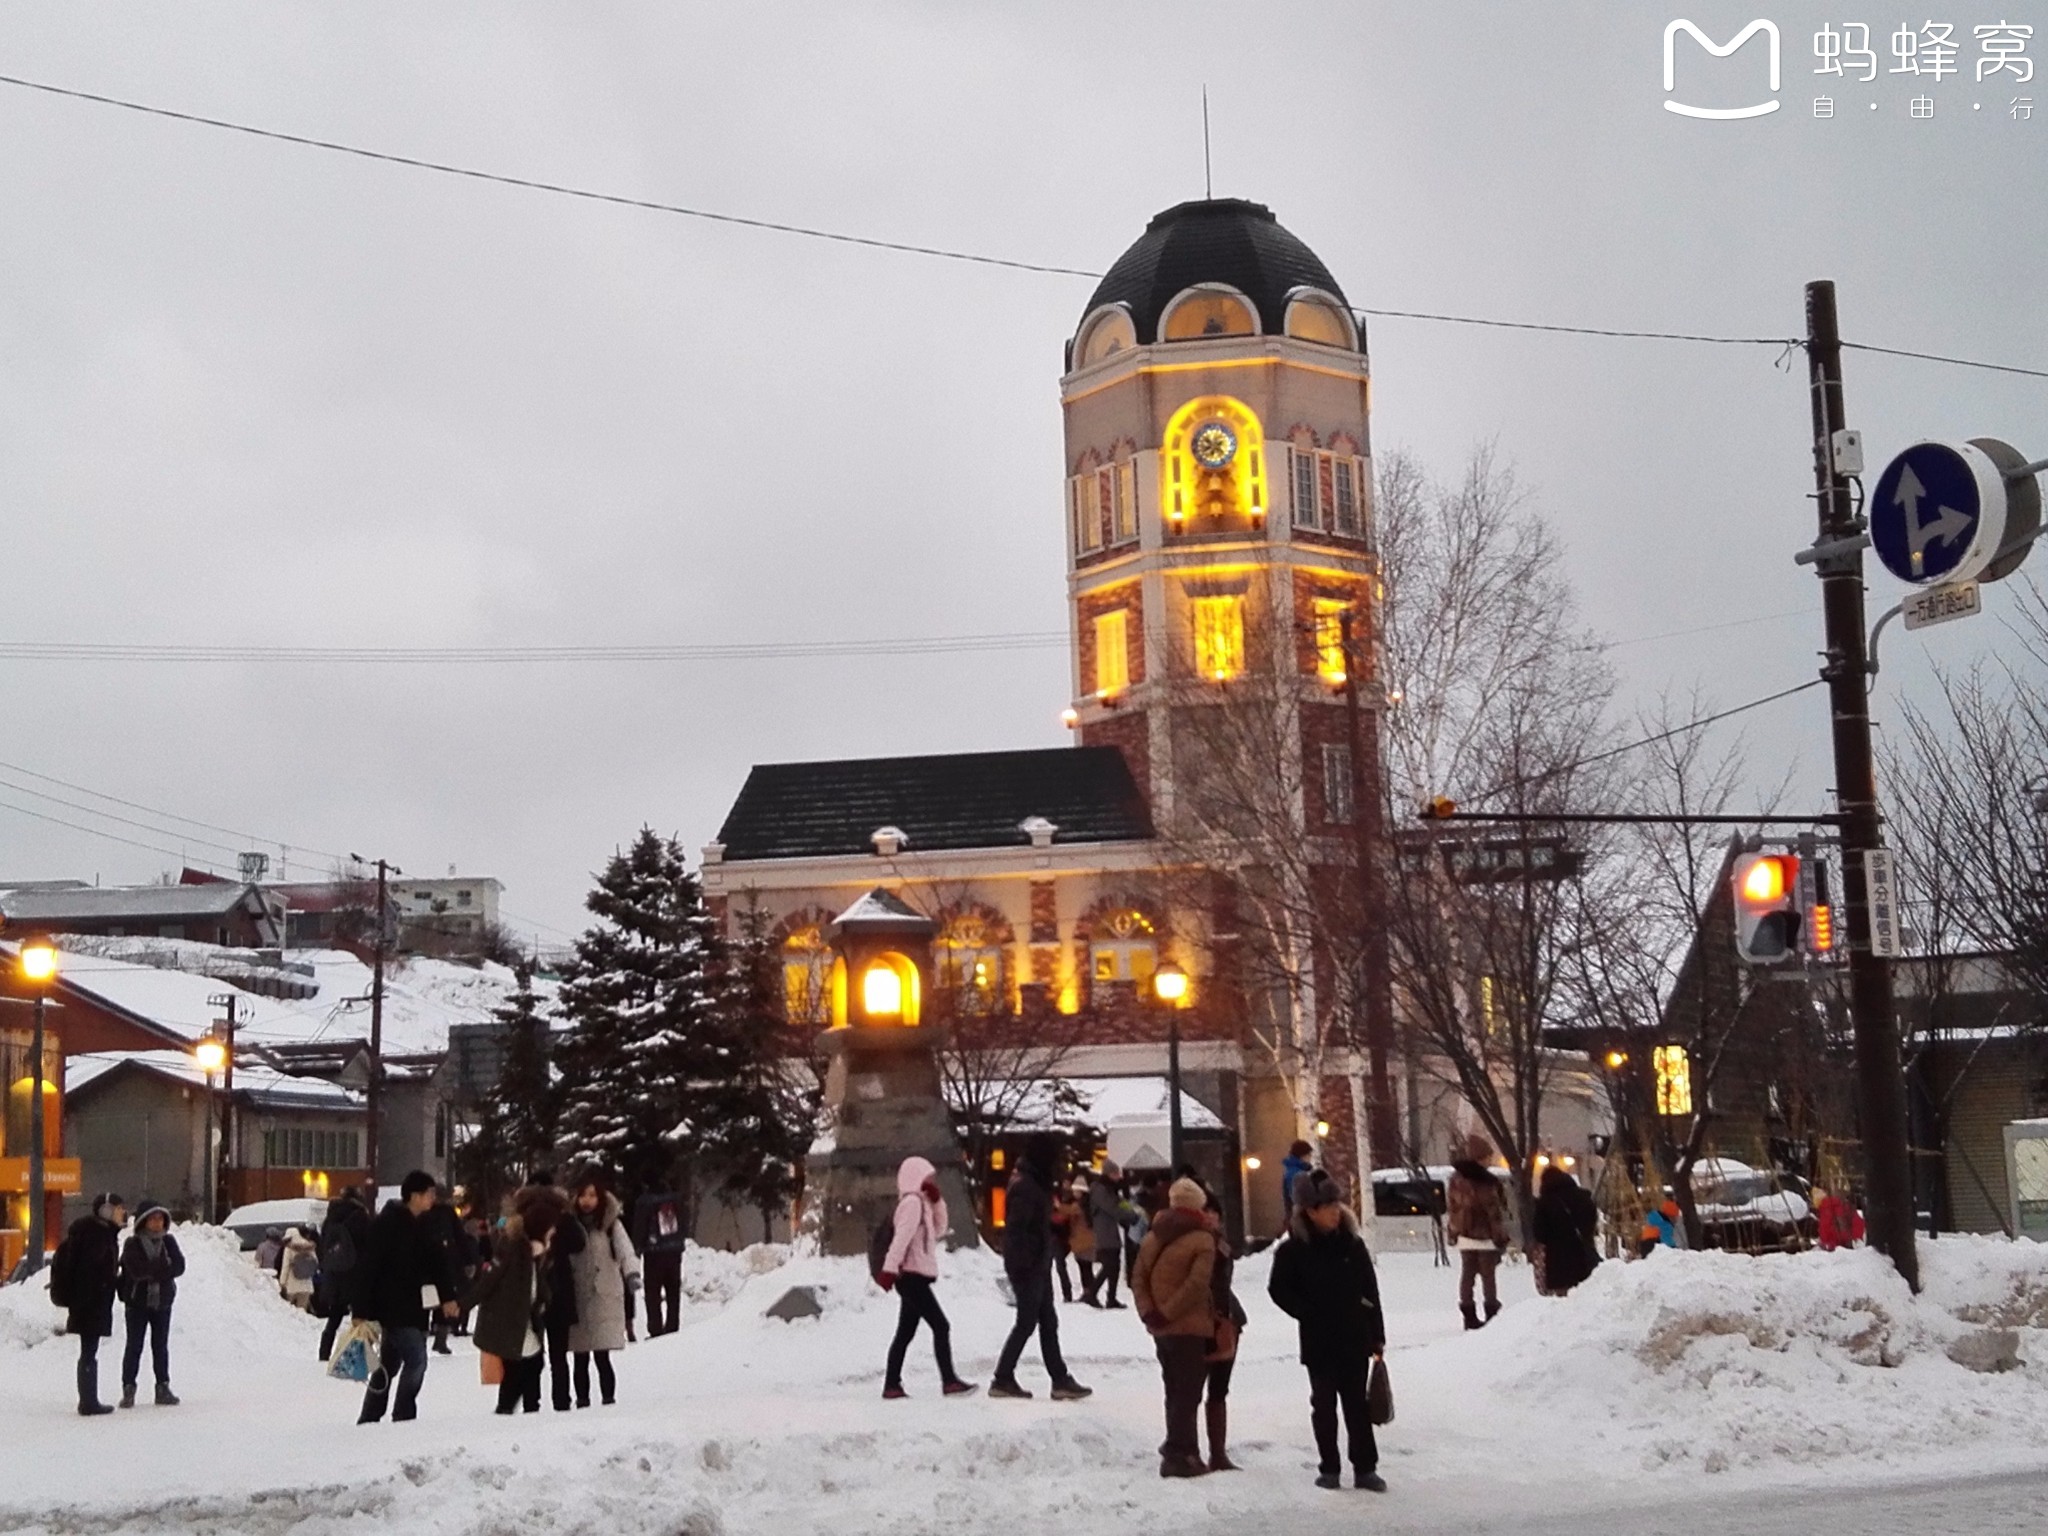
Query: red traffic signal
1732 852 1802 964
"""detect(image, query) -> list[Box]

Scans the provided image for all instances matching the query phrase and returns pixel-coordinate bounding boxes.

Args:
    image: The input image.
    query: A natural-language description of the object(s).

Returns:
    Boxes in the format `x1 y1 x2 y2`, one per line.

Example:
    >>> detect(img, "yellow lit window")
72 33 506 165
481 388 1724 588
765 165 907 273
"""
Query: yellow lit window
1163 291 1255 341
1314 600 1349 684
1654 1045 1693 1116
1094 609 1128 697
1192 596 1244 681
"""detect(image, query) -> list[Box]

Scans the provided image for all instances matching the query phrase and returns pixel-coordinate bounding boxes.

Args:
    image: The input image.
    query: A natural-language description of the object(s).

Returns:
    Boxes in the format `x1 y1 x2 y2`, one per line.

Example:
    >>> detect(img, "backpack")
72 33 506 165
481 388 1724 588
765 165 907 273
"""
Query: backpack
320 1222 358 1277
290 1247 320 1282
867 1212 896 1284
46 1237 76 1309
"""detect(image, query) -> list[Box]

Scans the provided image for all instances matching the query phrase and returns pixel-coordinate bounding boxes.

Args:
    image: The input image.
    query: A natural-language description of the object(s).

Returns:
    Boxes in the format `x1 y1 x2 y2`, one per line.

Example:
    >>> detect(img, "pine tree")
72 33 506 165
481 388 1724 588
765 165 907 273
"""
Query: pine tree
702 902 816 1234
494 963 559 1178
554 829 720 1206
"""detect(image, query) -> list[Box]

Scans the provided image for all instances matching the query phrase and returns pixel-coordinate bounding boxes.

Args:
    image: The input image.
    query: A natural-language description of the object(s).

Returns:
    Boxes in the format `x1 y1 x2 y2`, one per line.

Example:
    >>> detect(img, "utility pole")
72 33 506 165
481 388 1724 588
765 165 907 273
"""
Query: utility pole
208 993 239 1219
1338 608 1398 1169
1803 279 1918 1289
354 856 399 1188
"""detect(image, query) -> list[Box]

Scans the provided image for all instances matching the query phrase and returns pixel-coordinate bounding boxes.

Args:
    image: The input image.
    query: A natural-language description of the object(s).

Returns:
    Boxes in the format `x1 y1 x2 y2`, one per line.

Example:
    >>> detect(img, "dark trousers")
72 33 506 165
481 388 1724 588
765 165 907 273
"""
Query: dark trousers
1053 1251 1074 1303
1459 1249 1501 1309
884 1274 957 1388
1308 1367 1378 1476
121 1304 172 1387
994 1273 1069 1386
1206 1354 1235 1403
1154 1335 1209 1461
644 1253 682 1336
545 1315 575 1410
572 1350 616 1406
77 1331 104 1408
361 1325 429 1423
495 1354 543 1414
1084 1245 1120 1304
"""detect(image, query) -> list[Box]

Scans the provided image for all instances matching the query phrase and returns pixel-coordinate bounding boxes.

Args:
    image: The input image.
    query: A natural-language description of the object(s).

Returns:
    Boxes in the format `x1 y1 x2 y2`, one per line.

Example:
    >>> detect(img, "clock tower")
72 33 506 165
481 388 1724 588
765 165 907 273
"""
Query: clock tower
1060 198 1381 845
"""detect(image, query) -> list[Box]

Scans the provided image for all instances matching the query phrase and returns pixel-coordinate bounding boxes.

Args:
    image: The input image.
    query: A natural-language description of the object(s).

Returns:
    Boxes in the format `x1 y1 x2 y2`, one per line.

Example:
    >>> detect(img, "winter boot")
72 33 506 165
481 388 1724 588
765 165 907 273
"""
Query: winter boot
1159 1454 1208 1479
987 1379 1033 1400
155 1383 180 1406
1205 1401 1239 1471
1484 1299 1502 1324
1461 1302 1482 1331
1355 1470 1388 1493
942 1379 979 1397
1313 1473 1343 1490
77 1358 111 1416
882 1384 908 1400
119 1383 137 1410
1049 1379 1093 1401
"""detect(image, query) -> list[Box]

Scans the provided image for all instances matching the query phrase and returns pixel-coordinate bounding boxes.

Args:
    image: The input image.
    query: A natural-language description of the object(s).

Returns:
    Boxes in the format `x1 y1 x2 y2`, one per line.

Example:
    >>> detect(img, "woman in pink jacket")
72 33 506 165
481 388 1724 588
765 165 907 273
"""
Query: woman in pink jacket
878 1156 978 1400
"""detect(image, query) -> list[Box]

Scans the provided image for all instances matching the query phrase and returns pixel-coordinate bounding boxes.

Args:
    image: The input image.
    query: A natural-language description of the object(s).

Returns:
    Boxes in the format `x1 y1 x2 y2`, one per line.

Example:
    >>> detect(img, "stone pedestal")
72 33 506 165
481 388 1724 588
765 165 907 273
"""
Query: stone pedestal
811 1023 979 1256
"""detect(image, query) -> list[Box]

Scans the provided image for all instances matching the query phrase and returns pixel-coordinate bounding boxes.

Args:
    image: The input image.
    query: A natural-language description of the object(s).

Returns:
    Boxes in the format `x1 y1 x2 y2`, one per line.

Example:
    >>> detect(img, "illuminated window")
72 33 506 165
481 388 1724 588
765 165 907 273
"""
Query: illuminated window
1093 609 1129 697
1192 595 1245 681
1162 287 1256 341
1071 476 1102 555
1283 292 1356 349
1089 909 1158 986
1323 743 1353 824
780 925 832 1025
1654 1045 1694 1116
938 915 1006 1014
1075 306 1136 367
1313 599 1350 684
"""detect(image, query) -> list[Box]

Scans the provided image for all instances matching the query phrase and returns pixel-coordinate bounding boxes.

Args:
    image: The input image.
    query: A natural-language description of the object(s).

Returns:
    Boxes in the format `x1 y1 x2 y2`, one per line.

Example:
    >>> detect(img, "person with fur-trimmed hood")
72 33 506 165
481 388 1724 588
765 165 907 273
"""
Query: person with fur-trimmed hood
877 1155 977 1399
564 1174 638 1408
1446 1135 1509 1329
465 1207 552 1414
1130 1176 1219 1478
1267 1170 1388 1493
117 1205 185 1408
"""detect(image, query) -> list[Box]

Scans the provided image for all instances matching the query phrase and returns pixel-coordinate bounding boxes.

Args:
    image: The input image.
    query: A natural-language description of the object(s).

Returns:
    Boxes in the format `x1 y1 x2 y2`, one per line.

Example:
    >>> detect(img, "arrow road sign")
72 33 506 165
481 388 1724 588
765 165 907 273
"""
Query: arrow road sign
1870 441 2008 586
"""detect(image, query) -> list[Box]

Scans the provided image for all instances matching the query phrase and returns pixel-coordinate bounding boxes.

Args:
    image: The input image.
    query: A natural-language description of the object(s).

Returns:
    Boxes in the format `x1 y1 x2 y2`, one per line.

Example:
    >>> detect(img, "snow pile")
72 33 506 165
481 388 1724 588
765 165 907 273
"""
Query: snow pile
680 1241 795 1310
1463 1238 2048 1473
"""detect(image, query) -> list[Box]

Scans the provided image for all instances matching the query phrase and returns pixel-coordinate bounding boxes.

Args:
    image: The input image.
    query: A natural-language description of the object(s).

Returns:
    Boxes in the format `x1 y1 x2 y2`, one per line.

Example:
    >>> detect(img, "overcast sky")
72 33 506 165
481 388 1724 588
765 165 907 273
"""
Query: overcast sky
0 1 2042 945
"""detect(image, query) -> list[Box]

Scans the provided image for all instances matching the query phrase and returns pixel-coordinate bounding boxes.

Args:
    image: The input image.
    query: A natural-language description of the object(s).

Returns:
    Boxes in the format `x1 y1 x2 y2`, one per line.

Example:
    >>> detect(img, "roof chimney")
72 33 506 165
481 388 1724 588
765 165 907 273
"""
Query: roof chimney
1019 816 1057 849
871 826 909 857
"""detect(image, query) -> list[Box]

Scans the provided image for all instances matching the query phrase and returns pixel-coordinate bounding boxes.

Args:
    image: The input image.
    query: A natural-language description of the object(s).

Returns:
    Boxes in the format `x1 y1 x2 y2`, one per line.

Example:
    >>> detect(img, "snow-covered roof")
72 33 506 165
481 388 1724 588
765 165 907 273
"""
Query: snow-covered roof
65 1050 360 1110
0 882 268 921
1006 1075 1223 1135
830 887 932 930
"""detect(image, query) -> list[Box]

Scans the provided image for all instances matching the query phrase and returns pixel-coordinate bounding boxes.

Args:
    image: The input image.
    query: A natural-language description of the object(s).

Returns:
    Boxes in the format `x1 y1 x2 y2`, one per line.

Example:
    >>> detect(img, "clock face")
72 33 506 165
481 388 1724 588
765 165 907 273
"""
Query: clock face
1192 421 1238 470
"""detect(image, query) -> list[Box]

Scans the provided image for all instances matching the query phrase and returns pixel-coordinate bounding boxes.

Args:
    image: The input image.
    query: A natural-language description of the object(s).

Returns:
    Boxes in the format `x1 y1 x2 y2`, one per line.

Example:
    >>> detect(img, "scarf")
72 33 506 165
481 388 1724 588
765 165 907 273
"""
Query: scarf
136 1230 167 1311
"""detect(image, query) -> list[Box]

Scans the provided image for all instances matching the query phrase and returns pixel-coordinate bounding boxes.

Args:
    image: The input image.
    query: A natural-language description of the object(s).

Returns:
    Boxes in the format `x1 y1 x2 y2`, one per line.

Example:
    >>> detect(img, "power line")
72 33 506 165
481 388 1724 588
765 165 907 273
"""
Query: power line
0 772 250 861
0 794 231 869
0 73 1098 280
1355 306 1797 348
0 631 1070 664
0 755 299 850
1839 341 2048 382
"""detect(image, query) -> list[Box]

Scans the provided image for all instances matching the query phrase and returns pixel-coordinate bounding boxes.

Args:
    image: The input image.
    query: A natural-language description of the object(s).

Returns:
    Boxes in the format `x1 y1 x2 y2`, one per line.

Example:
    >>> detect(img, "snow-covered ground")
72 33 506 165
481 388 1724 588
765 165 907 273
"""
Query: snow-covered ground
2 1228 2046 1534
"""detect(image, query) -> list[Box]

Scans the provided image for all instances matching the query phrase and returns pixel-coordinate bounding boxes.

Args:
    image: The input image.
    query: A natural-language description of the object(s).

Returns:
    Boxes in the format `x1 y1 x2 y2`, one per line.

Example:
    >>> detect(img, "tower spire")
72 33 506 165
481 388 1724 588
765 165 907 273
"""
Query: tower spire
1202 86 1212 199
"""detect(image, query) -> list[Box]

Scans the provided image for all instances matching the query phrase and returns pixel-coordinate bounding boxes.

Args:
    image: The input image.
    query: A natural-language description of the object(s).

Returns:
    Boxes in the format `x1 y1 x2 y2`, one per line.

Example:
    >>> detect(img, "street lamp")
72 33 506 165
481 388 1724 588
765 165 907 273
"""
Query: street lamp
17 938 57 1273
194 1033 227 1223
1153 962 1191 1171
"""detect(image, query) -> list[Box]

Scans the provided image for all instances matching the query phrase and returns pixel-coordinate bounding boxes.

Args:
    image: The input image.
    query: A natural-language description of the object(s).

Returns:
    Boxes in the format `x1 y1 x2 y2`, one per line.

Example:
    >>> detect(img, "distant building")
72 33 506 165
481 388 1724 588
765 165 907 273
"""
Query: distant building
394 877 504 950
0 882 284 948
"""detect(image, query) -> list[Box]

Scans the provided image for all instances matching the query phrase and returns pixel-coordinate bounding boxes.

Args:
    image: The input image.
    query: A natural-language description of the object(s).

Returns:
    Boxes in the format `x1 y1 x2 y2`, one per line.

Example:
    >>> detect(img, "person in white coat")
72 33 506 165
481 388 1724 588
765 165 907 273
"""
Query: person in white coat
877 1155 977 1400
565 1178 640 1408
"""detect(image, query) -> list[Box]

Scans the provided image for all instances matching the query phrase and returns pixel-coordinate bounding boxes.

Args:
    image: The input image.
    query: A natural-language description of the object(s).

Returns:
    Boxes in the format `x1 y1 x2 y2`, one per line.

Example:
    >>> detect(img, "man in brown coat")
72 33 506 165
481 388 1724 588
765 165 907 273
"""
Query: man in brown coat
1130 1177 1218 1478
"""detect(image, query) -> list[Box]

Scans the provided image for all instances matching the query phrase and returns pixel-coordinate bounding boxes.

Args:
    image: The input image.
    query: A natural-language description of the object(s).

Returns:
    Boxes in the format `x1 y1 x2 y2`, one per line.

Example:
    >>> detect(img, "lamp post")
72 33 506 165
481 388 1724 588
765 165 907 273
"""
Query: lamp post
194 1033 227 1223
18 937 58 1273
1153 962 1191 1172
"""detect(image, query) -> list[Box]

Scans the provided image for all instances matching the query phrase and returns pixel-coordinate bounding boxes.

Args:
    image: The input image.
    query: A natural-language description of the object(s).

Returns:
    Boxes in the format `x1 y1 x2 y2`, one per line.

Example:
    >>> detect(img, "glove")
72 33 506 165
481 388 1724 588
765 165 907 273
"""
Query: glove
877 1271 897 1292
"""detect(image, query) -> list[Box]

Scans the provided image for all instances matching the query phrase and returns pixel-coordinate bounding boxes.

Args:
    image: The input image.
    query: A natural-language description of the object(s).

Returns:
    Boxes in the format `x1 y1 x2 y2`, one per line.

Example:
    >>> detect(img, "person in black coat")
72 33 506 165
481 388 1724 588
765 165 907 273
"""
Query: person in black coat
990 1135 1091 1401
316 1185 375 1362
1267 1170 1388 1493
116 1205 185 1408
632 1191 686 1337
63 1191 126 1416
419 1195 473 1355
351 1171 459 1424
1531 1166 1601 1296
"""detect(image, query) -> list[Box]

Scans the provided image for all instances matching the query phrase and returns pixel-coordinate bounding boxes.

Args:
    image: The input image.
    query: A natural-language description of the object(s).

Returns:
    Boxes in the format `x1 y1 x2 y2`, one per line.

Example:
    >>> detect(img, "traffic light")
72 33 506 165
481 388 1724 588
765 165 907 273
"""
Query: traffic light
1732 850 1802 964
1800 853 1835 956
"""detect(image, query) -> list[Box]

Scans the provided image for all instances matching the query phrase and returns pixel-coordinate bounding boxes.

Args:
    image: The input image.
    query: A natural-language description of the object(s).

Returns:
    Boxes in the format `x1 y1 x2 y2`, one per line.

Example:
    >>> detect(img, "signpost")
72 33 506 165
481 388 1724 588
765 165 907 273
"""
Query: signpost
1901 581 1981 632
1863 848 1902 959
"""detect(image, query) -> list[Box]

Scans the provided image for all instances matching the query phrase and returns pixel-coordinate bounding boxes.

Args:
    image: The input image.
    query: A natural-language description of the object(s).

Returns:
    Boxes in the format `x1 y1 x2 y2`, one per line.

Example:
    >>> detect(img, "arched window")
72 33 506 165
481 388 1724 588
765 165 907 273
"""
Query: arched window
1089 908 1158 986
1159 394 1268 534
1161 285 1258 342
1075 305 1137 367
937 911 1009 1014
780 923 833 1025
1283 289 1357 349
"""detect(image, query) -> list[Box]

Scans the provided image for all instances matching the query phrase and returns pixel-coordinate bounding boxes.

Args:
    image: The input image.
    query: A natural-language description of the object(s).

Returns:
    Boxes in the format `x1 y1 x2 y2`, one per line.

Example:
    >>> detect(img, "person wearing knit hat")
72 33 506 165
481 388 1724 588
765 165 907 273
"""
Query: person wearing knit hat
1267 1169 1388 1493
1130 1176 1221 1477
116 1206 185 1407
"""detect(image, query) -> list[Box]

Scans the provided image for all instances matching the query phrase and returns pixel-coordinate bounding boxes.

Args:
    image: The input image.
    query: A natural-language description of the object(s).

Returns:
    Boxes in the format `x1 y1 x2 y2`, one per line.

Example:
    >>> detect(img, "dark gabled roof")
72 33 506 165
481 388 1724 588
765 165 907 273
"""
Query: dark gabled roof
1080 198 1350 348
714 746 1154 862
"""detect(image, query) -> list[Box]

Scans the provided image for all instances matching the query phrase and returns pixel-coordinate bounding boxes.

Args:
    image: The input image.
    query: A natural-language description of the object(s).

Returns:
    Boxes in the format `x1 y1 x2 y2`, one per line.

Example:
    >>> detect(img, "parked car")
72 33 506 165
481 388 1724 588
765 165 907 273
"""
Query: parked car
1690 1158 1815 1252
221 1197 331 1251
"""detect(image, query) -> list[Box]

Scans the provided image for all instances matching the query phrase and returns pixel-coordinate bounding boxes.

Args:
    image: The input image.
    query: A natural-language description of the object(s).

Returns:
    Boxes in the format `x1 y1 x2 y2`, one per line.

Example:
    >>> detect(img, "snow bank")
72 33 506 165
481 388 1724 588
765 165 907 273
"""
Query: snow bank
1460 1237 2048 1474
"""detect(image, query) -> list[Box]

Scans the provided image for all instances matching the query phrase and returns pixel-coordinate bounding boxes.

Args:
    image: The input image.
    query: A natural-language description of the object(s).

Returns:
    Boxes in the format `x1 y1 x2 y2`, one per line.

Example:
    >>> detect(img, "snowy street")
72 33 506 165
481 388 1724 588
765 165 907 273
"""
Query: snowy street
5 1227 2048 1535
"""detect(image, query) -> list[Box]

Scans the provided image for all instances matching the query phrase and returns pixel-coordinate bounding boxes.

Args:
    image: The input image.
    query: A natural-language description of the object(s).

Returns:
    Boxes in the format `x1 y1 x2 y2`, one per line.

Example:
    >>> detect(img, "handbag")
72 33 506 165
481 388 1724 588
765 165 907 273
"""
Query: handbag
326 1320 381 1383
1367 1356 1394 1427
479 1350 505 1387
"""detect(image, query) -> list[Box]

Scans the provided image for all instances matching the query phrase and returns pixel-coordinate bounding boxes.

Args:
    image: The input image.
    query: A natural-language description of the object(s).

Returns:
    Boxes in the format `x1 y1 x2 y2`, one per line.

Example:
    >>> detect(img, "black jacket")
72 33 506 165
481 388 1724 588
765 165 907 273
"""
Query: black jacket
352 1201 457 1329
1533 1180 1600 1294
1001 1163 1054 1282
633 1192 687 1257
1267 1205 1385 1374
117 1231 186 1312
63 1214 123 1338
316 1194 374 1312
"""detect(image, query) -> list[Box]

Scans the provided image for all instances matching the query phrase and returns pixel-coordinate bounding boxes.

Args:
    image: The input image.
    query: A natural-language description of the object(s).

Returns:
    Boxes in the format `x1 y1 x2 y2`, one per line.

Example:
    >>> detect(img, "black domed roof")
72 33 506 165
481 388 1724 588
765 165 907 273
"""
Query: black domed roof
1080 198 1349 346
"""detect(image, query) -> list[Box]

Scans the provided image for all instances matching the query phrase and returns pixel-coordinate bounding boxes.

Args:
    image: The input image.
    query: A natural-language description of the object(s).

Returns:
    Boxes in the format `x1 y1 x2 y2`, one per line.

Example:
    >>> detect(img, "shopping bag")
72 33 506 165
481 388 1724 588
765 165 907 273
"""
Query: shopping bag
479 1350 505 1387
1367 1356 1394 1427
326 1320 381 1383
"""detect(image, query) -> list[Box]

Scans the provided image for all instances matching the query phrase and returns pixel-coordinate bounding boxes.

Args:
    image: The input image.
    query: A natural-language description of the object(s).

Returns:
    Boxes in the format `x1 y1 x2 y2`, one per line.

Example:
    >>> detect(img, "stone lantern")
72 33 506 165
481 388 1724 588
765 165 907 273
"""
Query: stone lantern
808 888 978 1255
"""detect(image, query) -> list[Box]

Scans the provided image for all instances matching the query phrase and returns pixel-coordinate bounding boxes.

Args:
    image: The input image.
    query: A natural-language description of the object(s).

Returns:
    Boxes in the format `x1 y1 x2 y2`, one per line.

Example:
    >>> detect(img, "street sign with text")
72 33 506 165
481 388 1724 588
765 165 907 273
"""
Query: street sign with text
1901 581 1982 631
1863 849 1903 958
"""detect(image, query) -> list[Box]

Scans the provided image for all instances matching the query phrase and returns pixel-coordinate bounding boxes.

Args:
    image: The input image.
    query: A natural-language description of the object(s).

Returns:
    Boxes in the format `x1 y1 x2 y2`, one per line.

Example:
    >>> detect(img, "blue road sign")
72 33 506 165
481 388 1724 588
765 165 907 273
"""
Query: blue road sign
1870 441 2000 585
